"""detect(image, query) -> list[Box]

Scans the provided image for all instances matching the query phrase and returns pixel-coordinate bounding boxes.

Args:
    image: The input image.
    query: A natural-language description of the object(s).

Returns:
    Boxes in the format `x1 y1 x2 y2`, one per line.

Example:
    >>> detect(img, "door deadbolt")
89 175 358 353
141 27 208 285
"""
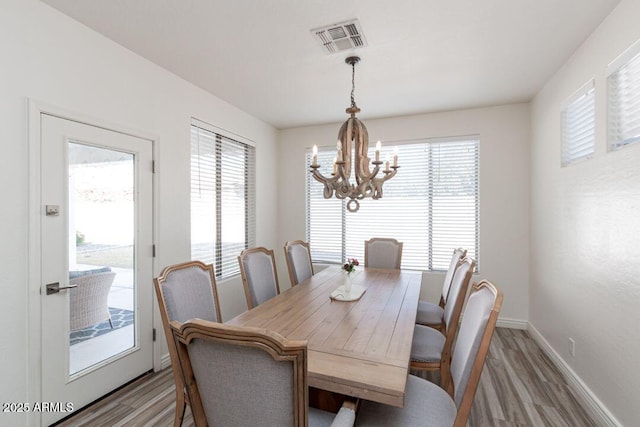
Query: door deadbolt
46 205 60 216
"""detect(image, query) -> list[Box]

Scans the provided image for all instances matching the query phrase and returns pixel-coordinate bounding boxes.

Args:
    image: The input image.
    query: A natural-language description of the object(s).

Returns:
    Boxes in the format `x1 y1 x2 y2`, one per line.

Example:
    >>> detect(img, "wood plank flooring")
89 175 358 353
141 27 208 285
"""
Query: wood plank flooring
54 328 598 427
467 328 598 427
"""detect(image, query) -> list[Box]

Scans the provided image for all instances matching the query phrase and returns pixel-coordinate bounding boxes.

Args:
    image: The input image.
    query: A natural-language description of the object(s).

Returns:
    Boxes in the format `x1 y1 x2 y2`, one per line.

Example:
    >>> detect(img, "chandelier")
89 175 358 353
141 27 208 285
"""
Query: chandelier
310 56 399 212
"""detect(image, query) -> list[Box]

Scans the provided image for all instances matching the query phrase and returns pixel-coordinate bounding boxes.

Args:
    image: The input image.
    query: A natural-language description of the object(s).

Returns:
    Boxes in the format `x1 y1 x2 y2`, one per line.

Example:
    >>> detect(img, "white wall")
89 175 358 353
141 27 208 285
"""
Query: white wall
277 104 531 324
0 1 277 425
530 0 640 425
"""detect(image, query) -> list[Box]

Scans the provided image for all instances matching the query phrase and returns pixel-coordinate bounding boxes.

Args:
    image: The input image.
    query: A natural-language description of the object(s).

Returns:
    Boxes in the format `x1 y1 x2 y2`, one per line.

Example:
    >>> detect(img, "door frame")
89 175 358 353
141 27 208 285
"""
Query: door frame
27 99 160 425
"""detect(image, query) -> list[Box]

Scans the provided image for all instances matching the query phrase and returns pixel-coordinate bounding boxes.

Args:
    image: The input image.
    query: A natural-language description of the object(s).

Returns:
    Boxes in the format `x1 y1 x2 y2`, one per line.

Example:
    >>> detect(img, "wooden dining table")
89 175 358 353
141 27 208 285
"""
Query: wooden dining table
227 265 422 408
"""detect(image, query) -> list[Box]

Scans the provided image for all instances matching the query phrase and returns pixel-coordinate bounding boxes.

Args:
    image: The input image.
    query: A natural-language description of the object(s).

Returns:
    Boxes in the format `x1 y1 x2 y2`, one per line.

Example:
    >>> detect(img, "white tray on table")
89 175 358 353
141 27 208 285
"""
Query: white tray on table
330 284 366 301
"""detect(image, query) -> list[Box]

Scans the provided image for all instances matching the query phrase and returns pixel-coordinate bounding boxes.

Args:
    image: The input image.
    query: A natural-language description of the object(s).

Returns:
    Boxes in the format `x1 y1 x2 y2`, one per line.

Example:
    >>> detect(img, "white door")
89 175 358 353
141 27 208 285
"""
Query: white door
40 114 153 426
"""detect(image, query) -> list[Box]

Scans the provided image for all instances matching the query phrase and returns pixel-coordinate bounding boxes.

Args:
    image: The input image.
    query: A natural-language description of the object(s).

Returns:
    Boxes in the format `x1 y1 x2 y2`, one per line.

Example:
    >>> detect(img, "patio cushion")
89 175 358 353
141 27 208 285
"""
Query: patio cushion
69 266 112 279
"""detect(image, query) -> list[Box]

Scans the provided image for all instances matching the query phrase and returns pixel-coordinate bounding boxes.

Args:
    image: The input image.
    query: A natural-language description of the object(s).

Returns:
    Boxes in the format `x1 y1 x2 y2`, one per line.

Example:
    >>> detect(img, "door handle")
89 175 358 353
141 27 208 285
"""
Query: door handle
46 282 78 295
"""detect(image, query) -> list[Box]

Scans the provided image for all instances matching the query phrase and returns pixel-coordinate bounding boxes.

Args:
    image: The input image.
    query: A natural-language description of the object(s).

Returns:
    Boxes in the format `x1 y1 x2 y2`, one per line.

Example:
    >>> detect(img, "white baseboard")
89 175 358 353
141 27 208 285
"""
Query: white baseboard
497 317 527 329
527 323 621 427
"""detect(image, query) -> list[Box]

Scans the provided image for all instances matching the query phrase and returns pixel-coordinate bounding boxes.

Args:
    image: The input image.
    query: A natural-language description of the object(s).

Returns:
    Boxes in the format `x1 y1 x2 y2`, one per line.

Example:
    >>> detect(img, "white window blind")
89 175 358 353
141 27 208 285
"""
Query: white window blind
306 137 479 271
608 46 640 150
562 81 595 166
191 124 256 279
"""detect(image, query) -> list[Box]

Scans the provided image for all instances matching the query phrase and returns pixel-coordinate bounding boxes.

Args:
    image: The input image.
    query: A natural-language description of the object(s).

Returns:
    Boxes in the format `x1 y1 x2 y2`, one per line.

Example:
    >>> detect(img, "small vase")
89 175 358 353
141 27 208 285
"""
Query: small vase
344 273 352 294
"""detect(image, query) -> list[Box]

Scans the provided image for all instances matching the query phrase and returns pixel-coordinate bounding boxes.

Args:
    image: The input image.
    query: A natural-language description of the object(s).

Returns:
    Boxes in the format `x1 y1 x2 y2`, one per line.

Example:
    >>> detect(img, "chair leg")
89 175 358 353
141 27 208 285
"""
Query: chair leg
173 388 186 427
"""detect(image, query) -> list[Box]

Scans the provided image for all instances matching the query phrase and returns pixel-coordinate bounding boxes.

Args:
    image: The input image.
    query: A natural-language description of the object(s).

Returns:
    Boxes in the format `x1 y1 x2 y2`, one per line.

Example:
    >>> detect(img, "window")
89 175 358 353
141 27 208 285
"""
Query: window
306 136 479 271
562 80 595 166
608 41 640 150
191 122 256 279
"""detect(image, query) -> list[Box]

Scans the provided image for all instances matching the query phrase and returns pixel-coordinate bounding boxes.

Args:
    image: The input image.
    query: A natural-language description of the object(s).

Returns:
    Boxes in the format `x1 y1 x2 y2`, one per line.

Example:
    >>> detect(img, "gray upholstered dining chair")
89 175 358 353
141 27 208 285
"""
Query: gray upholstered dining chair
410 257 475 388
355 280 503 427
170 319 357 427
364 238 403 269
238 247 281 309
284 240 314 286
153 260 222 427
415 247 467 330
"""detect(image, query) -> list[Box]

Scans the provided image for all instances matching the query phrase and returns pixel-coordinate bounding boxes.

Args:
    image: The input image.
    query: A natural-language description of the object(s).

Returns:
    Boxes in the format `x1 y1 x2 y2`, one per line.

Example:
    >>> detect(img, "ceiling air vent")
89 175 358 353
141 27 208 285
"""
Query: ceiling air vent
311 19 368 54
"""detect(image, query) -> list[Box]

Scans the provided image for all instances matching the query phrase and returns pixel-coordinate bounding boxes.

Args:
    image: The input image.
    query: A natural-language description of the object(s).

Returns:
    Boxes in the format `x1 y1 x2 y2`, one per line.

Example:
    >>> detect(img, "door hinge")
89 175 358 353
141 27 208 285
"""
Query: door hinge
152 244 156 257
151 160 155 173
153 328 157 342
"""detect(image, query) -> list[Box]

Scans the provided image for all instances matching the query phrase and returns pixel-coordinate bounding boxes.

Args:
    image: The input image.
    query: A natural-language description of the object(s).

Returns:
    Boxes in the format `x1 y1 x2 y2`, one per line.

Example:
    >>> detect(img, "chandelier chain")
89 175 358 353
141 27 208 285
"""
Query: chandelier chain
350 61 356 108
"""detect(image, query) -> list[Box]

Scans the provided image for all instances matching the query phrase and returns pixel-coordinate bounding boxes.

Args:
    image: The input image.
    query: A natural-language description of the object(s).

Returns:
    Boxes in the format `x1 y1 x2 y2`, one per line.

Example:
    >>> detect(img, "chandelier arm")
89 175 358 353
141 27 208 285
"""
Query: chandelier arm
335 181 352 199
369 176 387 199
381 167 399 181
372 185 383 200
357 181 375 198
312 170 340 199
371 167 399 187
311 168 344 200
310 168 340 185
323 185 334 199
357 163 381 182
334 162 348 183
368 167 398 200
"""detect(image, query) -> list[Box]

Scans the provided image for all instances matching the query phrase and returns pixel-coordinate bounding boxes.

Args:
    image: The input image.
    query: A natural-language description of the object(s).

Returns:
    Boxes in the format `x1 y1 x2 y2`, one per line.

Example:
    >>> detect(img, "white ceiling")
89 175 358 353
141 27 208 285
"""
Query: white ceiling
42 0 620 129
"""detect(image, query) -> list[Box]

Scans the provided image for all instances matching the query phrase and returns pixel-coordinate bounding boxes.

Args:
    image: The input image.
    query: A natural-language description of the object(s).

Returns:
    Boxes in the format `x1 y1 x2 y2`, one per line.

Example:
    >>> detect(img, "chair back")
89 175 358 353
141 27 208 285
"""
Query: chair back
153 260 223 426
442 257 474 331
364 238 403 269
441 248 467 305
284 240 314 286
448 280 502 425
170 319 308 427
437 257 475 387
238 247 280 309
154 261 222 324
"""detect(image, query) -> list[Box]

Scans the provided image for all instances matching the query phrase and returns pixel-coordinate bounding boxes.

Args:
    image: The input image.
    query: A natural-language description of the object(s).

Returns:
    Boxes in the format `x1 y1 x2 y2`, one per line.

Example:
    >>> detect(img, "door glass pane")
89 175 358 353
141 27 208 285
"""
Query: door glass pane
68 142 135 376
